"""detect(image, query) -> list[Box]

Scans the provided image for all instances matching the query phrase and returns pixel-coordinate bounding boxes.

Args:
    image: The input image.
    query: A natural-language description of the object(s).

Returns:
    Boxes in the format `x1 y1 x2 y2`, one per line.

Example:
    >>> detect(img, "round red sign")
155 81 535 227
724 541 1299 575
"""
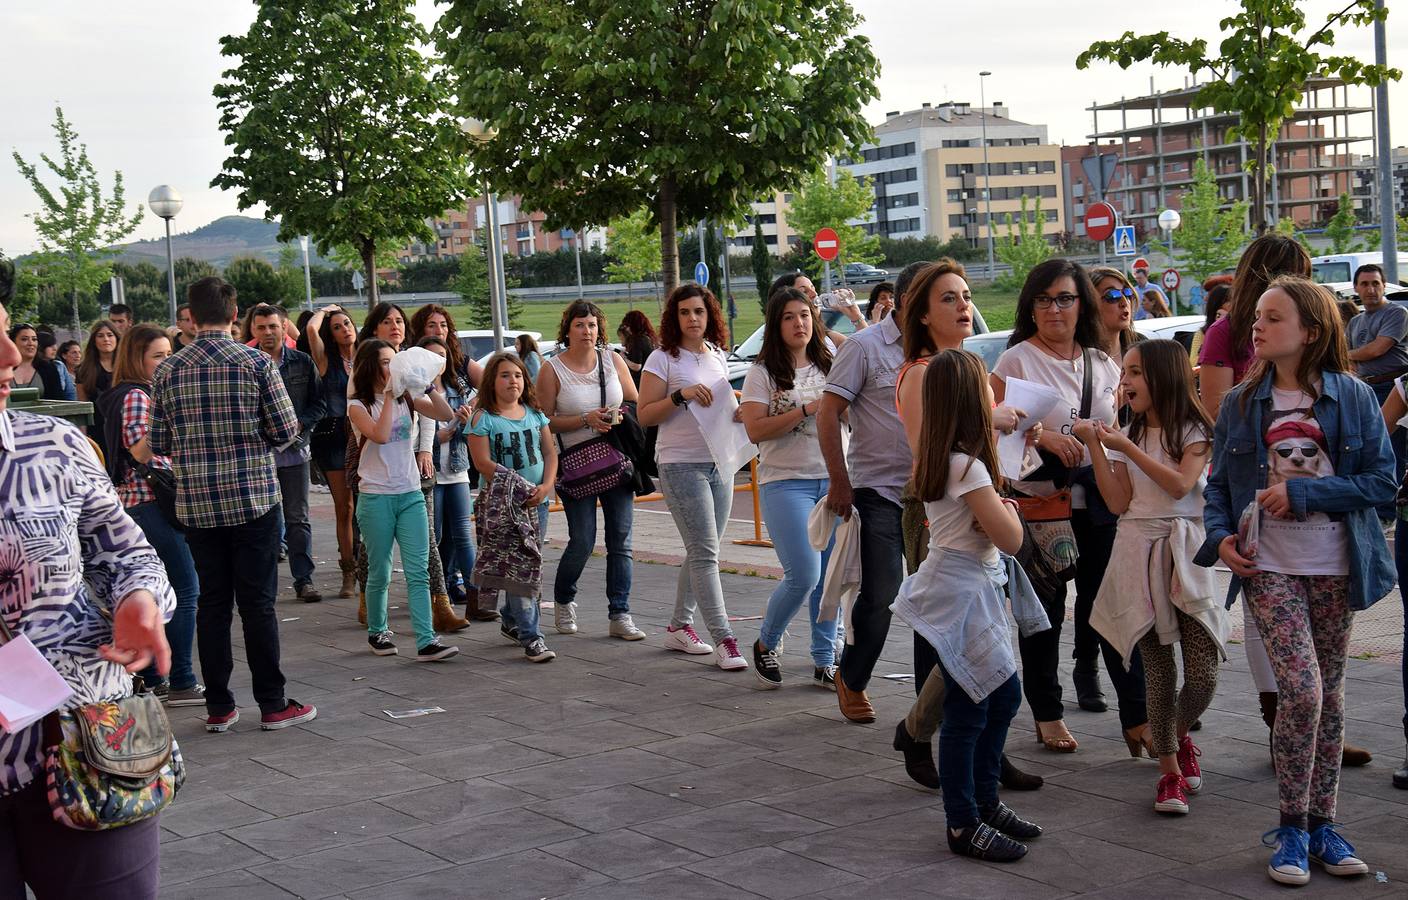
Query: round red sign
1084 202 1117 242
813 227 840 262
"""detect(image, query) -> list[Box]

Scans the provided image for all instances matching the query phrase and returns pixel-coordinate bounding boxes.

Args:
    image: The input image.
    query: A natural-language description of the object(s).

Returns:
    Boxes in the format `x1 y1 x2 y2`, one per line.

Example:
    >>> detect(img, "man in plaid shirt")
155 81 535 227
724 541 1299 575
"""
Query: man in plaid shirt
148 277 317 733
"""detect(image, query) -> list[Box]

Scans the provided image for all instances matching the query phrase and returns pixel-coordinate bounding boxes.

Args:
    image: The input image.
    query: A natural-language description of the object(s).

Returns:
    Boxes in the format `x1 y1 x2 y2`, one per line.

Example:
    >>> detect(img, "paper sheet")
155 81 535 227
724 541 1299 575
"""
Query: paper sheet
996 377 1064 480
688 378 757 478
0 633 74 734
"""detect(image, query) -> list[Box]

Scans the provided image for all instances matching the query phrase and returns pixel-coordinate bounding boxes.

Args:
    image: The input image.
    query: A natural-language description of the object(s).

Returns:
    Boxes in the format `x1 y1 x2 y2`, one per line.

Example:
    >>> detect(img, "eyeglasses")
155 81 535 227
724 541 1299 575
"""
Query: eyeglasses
1033 294 1079 310
1102 288 1134 304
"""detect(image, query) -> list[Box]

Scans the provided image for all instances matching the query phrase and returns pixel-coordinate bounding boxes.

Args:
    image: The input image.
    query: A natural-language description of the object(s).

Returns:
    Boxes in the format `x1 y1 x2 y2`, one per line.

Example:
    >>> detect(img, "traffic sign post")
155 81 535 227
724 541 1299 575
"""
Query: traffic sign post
1113 225 1137 257
1162 268 1181 312
814 227 840 292
1085 201 1117 266
693 261 709 287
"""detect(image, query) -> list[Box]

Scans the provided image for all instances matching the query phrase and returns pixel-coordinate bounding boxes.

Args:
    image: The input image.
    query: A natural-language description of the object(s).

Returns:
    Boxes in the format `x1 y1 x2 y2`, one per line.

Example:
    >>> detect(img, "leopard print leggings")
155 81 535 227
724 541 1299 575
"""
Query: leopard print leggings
1136 611 1220 757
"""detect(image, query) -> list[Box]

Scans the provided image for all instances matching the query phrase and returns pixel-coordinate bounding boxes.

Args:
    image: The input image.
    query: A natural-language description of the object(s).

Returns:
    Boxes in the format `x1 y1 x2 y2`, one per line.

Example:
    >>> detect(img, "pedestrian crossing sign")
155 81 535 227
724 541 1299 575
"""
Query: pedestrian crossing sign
1113 225 1136 256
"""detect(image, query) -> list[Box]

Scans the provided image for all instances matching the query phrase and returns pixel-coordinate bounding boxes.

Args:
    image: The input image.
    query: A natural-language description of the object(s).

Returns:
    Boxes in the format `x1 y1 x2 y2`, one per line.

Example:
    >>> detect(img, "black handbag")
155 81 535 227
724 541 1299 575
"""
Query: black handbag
132 460 183 532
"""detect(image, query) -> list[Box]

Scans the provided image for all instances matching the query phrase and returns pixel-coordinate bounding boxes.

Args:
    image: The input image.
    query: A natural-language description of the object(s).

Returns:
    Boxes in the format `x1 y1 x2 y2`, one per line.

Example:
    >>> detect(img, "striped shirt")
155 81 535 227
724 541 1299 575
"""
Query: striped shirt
148 329 298 529
0 411 175 796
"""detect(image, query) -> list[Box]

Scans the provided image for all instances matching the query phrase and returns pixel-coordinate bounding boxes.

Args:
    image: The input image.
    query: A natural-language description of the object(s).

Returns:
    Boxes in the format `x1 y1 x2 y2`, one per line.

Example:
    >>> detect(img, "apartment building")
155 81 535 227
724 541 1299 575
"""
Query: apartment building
728 191 799 252
837 102 1066 245
1066 77 1372 238
393 195 607 265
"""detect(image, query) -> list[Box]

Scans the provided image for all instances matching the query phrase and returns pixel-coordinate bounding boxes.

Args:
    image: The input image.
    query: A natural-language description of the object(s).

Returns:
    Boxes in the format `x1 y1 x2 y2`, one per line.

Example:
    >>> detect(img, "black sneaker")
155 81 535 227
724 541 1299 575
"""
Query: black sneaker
524 638 556 663
368 631 398 656
753 640 782 689
947 822 1027 862
414 640 459 662
981 802 1043 840
813 665 838 691
499 622 520 645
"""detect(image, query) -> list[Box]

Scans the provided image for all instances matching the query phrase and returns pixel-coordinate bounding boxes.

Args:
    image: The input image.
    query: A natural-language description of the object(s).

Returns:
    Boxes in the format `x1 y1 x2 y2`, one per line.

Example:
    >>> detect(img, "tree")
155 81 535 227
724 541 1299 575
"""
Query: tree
435 0 879 296
99 261 169 323
1174 157 1249 284
1077 0 1400 234
751 219 774 311
1324 192 1368 254
173 258 221 307
605 209 664 307
784 169 882 281
212 1 471 304
879 234 979 267
12 106 144 329
225 256 292 310
451 240 493 329
993 195 1054 290
1399 213 1408 253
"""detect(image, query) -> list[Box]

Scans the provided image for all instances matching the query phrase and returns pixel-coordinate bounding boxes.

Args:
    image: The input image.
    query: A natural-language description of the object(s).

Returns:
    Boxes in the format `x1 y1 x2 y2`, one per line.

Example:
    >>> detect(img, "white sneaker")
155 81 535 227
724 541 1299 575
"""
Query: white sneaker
608 615 646 641
663 625 713 654
715 637 748 671
554 602 578 634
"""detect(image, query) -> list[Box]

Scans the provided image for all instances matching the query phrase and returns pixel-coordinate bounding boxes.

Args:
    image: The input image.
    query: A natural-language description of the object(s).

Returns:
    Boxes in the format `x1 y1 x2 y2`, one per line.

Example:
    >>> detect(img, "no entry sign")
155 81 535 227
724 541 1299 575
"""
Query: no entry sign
813 228 840 262
1084 202 1117 242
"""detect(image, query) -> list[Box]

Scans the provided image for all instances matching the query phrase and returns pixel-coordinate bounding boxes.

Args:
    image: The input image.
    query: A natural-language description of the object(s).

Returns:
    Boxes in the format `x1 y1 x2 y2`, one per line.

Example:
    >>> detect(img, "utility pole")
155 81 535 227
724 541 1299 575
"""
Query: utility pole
1375 0 1398 283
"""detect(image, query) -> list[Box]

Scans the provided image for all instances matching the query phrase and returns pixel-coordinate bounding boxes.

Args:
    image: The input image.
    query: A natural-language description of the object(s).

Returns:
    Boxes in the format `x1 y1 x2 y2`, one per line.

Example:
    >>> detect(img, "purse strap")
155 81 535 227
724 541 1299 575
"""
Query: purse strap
596 348 607 409
1078 347 1093 420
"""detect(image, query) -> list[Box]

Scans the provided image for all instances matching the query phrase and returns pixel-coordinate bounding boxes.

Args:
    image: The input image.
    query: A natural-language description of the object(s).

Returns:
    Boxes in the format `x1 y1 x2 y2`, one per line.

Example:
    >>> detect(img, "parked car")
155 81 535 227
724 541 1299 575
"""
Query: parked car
962 315 1204 372
1311 252 1408 286
1323 280 1408 307
455 329 542 363
842 262 890 284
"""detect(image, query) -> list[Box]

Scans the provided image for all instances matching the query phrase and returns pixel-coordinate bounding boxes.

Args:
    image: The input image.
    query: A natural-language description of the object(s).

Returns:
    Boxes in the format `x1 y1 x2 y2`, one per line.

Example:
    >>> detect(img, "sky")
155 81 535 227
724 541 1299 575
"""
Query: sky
3 0 1406 256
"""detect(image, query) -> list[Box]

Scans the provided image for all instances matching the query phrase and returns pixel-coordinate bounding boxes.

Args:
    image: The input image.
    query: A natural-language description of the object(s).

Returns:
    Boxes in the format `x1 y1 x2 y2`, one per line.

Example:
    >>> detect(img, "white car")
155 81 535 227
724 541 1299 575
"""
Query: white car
455 329 542 363
962 315 1204 373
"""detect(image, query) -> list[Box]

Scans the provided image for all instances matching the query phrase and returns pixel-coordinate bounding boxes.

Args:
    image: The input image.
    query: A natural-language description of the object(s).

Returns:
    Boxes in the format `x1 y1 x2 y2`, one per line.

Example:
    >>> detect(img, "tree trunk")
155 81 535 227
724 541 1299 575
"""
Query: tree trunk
1254 123 1268 235
361 238 380 306
658 175 679 297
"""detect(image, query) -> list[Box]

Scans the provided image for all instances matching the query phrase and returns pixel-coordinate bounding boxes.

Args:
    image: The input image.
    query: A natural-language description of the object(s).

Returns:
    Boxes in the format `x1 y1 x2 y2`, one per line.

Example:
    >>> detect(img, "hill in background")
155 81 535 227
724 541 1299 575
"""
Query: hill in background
112 215 337 269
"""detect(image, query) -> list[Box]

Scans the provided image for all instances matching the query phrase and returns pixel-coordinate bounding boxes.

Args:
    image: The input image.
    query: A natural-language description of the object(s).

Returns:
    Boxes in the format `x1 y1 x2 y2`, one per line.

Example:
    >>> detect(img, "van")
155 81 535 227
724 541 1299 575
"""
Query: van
1310 251 1408 286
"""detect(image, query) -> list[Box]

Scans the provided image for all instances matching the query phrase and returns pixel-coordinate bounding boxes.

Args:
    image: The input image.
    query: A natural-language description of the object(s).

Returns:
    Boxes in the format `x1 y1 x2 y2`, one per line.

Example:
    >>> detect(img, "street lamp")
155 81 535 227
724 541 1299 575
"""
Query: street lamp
459 117 508 350
298 235 313 310
1158 208 1182 312
148 185 183 325
978 71 996 282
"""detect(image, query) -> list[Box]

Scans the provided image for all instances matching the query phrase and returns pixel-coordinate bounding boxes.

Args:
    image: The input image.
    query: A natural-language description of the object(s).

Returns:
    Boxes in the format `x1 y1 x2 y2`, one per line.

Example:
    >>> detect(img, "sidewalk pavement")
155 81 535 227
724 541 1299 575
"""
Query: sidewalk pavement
155 492 1408 899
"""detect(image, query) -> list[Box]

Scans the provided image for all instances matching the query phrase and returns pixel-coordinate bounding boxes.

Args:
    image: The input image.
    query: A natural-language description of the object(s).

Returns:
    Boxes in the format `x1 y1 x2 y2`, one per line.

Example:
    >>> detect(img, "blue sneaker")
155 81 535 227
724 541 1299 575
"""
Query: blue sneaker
1262 826 1310 886
1308 824 1368 877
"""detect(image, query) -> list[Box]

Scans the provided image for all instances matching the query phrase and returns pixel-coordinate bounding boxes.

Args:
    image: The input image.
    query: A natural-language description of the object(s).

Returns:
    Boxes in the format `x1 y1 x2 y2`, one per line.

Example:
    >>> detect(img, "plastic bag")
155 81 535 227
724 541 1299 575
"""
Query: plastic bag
389 347 446 399
1237 500 1260 558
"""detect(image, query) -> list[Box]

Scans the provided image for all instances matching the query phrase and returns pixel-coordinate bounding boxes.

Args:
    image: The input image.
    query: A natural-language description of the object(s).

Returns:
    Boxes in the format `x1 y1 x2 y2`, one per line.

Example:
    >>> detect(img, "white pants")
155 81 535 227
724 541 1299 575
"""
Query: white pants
1242 598 1277 692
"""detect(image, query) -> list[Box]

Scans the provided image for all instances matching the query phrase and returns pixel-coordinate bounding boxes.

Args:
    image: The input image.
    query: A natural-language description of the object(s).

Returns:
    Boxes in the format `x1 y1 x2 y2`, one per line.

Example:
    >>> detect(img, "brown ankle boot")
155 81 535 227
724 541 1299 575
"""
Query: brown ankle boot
432 593 470 632
466 585 499 621
1342 742 1373 767
358 590 367 626
339 559 356 599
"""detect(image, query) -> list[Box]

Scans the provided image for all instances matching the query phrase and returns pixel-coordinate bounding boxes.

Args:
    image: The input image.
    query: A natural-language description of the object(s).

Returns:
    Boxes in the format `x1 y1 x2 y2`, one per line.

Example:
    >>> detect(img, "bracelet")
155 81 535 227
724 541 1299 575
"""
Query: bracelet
581 412 589 428
671 389 686 407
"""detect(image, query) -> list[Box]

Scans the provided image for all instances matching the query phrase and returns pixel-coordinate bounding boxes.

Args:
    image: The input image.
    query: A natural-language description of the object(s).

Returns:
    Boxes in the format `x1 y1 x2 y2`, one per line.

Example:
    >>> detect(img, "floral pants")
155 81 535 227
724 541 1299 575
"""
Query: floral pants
1137 610 1220 757
1243 572 1353 822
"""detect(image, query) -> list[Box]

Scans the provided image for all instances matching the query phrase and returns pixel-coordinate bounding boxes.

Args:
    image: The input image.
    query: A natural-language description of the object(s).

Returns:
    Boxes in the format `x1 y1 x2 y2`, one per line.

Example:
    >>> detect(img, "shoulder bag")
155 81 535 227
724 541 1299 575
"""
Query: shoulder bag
556 350 635 500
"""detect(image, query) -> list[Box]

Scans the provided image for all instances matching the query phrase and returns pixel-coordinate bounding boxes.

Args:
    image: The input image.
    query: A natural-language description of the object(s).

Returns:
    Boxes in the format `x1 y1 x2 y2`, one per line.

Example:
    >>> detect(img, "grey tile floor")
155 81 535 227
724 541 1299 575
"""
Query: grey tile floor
156 519 1408 898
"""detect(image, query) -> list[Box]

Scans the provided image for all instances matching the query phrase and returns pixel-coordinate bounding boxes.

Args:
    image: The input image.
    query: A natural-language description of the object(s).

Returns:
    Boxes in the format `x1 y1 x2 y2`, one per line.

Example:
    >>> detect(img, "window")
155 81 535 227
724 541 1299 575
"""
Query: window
946 163 975 177
948 214 968 227
942 139 975 148
874 167 917 186
947 189 962 202
1041 184 1057 198
888 192 919 209
888 218 921 234
1040 160 1055 174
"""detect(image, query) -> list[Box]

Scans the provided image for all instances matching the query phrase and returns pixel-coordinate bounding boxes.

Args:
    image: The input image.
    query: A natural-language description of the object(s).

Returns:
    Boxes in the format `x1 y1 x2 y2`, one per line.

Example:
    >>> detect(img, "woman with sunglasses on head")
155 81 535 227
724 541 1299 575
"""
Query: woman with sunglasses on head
1088 267 1144 362
991 259 1150 756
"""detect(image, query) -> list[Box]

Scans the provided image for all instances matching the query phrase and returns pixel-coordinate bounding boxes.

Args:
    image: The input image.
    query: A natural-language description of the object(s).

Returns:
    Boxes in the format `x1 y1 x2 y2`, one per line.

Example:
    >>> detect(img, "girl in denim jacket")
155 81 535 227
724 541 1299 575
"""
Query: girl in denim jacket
1198 276 1396 886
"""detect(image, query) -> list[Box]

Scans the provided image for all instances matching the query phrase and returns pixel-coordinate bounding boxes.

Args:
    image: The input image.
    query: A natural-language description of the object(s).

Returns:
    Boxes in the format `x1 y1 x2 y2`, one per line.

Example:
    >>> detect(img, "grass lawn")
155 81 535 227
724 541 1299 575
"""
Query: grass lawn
349 282 1019 346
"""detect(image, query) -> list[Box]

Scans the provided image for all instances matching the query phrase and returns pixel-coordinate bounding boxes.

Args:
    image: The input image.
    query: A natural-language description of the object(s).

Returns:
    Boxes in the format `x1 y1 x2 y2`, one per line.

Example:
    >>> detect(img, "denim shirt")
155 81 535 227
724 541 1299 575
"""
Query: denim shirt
432 378 472 475
274 347 326 467
1196 370 1396 611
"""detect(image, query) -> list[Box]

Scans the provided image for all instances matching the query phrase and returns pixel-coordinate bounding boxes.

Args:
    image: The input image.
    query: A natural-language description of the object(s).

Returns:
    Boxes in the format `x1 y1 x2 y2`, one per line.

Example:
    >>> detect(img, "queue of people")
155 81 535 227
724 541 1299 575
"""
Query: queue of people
5 245 1408 895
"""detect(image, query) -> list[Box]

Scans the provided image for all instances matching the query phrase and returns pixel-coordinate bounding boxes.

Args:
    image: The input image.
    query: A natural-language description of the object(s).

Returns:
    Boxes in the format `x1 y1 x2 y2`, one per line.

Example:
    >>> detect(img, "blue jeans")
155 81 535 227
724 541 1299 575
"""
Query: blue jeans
839 488 904 692
277 462 314 588
433 481 477 602
128 501 200 691
758 478 837 667
1372 380 1406 521
938 666 1022 829
500 503 549 645
555 483 634 618
659 462 734 644
357 490 435 650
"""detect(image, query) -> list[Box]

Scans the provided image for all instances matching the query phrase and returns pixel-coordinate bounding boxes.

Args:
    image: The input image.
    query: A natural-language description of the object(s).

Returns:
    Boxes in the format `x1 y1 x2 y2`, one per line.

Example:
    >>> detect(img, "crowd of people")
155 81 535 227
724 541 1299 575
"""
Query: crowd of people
3 238 1408 893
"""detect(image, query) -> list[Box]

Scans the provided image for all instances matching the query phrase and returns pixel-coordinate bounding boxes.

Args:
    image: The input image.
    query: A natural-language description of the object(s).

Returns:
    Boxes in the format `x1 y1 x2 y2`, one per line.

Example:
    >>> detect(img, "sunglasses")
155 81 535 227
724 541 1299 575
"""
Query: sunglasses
1102 288 1135 304
1033 294 1079 310
1274 444 1320 459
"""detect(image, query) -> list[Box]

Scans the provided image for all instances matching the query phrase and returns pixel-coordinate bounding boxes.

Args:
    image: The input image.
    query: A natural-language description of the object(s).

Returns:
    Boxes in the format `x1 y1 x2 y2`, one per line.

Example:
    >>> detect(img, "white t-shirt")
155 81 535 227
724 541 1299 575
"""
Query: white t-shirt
349 397 420 495
992 340 1121 503
1255 388 1349 576
740 362 838 484
643 346 731 465
924 453 1000 568
1106 423 1209 520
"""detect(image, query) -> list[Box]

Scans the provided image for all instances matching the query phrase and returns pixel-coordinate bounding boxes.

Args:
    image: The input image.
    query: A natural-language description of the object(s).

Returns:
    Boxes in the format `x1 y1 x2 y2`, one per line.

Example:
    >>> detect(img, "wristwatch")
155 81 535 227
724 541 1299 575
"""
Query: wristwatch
671 389 687 407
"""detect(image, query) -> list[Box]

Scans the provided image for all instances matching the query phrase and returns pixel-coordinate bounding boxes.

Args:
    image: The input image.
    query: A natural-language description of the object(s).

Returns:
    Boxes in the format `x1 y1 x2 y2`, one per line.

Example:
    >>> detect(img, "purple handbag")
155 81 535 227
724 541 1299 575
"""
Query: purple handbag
555 350 634 500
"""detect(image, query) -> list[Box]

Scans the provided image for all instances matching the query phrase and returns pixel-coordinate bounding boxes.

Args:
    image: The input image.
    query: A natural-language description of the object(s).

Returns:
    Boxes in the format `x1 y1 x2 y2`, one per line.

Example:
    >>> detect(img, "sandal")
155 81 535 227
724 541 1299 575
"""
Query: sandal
1034 719 1079 753
1123 724 1156 759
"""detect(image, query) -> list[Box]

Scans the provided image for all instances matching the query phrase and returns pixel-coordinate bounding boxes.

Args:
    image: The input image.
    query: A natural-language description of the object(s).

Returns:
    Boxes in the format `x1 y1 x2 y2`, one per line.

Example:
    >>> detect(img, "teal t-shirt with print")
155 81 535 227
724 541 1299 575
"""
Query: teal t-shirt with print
468 406 551 495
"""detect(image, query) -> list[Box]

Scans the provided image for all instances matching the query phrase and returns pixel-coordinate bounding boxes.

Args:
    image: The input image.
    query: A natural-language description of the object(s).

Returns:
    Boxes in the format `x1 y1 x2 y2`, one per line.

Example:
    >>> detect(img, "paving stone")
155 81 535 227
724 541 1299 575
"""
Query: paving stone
755 774 936 827
250 837 451 899
159 793 273 838
251 737 407 778
395 806 589 864
777 806 951 878
633 800 830 858
636 758 829 808
636 732 770 768
686 846 864 898
1072 793 1270 863
232 763 444 816
970 829 1180 892
1072 873 1239 898
488 746 695 801
529 783 704 832
376 777 543 824
510 718 675 757
550 866 760 900
158 869 299 899
225 799 427 859
159 832 275 886
542 828 709 879
346 848 609 899
399 739 562 781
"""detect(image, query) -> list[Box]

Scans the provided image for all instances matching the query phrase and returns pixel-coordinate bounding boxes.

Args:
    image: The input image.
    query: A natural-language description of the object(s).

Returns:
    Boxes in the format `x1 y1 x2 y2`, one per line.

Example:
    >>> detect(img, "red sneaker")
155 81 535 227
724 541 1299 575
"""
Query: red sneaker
1177 734 1203 792
205 709 240 733
260 699 317 731
1154 772 1190 815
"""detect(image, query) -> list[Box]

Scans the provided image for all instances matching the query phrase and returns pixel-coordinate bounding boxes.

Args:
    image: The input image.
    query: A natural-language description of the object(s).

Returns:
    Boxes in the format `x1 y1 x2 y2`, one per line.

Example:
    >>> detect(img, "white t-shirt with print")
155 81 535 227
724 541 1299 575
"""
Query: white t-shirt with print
1106 423 1209 520
923 453 1000 568
1254 388 1349 576
349 397 420 495
740 362 842 484
643 346 731 465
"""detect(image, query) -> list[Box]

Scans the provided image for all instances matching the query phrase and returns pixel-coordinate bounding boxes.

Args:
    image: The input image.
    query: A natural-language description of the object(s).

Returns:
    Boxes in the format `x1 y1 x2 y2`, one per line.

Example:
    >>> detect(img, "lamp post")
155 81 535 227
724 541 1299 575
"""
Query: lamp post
459 117 508 349
1158 208 1182 313
298 235 314 310
978 71 996 282
148 185 183 325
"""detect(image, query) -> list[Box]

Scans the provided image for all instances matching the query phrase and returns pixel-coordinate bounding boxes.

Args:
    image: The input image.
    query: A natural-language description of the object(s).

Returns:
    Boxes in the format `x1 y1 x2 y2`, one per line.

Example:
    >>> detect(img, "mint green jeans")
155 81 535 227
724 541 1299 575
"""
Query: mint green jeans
357 490 434 650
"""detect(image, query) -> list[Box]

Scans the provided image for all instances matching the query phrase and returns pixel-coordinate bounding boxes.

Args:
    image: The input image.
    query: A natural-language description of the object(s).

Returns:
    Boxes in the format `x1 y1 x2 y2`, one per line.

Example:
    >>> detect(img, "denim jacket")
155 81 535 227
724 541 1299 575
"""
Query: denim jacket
1195 370 1396 611
431 378 472 475
274 347 326 467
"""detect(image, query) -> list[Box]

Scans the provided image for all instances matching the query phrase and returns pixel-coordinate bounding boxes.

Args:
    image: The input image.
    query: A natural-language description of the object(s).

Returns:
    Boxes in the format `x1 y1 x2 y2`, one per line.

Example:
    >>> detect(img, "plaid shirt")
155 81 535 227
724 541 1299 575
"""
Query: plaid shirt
115 386 174 508
148 329 298 528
